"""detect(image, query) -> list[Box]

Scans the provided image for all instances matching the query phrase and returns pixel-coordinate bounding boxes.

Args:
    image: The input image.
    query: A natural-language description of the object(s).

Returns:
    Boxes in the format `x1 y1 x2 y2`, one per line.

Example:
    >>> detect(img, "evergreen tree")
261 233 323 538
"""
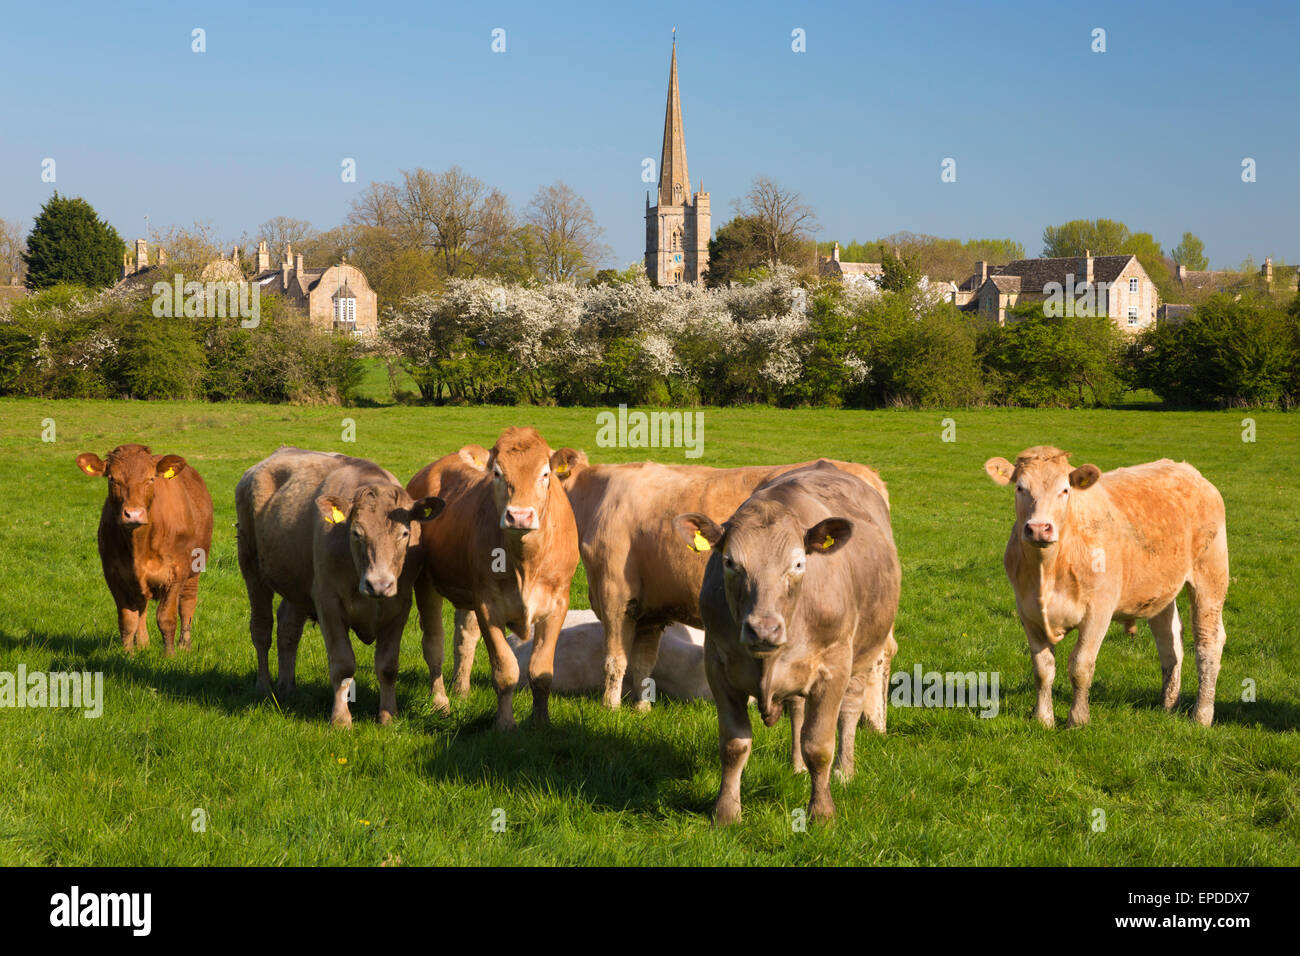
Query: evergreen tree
22 193 124 290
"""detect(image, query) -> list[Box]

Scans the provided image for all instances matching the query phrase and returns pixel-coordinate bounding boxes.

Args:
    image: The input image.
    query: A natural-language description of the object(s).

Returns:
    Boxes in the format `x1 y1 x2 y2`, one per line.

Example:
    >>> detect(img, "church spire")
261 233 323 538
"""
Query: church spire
657 34 690 207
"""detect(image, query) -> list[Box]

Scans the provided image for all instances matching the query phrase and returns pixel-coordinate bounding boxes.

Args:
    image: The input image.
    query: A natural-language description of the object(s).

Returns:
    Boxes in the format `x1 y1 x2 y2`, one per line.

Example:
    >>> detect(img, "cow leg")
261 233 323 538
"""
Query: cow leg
836 669 870 781
1066 614 1109 728
133 603 150 650
860 633 895 735
116 603 144 653
1149 600 1183 711
157 587 182 658
476 607 519 731
413 573 450 712
527 606 567 726
244 582 276 695
786 698 807 773
318 609 356 728
708 653 752 826
374 626 402 725
275 599 308 698
628 621 664 713
451 609 480 699
803 675 849 822
178 573 200 651
1022 617 1056 727
1188 584 1227 728
601 613 635 711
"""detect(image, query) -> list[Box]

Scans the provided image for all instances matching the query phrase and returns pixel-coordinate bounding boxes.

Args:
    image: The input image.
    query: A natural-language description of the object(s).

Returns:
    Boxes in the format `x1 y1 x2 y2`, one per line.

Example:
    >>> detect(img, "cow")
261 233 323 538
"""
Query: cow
983 446 1230 727
76 444 214 656
674 462 901 824
471 450 891 717
407 427 580 731
235 447 443 727
506 609 711 701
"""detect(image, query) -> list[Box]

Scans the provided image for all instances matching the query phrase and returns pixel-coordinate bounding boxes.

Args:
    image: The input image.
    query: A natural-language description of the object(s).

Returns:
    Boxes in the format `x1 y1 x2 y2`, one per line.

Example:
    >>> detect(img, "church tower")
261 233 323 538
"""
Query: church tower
645 37 710 286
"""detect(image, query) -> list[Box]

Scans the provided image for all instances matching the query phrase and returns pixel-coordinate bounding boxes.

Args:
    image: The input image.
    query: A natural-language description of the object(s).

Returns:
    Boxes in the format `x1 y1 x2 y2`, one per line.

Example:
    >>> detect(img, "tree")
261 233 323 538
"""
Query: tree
1041 219 1130 257
22 194 124 290
1171 232 1209 271
732 177 818 266
0 217 25 285
396 166 516 278
522 181 608 282
705 216 767 286
877 244 923 293
257 216 316 261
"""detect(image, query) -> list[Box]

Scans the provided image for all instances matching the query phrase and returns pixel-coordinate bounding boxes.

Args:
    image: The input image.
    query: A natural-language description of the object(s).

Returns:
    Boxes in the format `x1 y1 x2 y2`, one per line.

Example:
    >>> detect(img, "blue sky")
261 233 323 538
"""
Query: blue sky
2 0 1295 270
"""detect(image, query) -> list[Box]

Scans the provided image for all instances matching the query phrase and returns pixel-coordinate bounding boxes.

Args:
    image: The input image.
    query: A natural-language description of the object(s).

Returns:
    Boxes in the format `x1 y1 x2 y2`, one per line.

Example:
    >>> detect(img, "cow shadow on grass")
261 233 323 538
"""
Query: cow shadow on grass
1101 684 1300 733
416 697 708 816
0 628 394 725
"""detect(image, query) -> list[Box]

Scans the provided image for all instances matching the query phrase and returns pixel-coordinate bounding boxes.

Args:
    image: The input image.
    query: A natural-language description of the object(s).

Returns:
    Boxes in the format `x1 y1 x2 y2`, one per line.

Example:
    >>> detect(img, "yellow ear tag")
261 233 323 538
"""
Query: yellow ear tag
555 463 569 477
822 535 835 549
330 506 346 524
162 467 176 479
692 531 711 552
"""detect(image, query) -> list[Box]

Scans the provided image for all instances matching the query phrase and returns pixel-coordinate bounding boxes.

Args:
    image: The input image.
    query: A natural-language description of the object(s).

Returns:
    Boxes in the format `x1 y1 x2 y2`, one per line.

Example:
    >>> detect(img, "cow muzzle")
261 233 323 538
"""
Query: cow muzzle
741 613 786 655
1023 520 1056 545
119 507 148 528
360 572 398 599
501 506 539 531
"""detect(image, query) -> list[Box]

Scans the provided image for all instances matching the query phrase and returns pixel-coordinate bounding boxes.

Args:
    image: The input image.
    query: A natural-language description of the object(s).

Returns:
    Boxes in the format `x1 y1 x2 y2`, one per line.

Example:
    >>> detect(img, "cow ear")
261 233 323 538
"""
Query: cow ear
672 513 724 553
550 447 587 480
317 495 351 526
156 455 187 479
1069 464 1101 490
984 457 1015 486
409 496 445 522
805 518 852 555
76 453 106 477
458 445 491 471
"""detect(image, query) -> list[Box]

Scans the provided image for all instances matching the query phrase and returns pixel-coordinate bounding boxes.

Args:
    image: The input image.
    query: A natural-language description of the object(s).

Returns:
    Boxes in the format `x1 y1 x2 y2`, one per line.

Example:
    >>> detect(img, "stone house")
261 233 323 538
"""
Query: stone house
249 241 378 335
957 252 1160 331
819 242 883 284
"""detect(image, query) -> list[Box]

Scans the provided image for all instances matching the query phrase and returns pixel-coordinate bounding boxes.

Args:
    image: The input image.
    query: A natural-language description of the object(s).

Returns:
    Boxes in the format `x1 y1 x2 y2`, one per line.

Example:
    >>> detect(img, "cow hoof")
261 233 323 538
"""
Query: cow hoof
792 762 808 775
331 713 353 729
378 711 395 726
431 692 450 716
1193 708 1214 727
633 700 652 714
255 678 272 696
713 802 741 826
809 800 836 823
494 719 518 732
1065 714 1089 729
833 766 855 784
452 682 471 698
275 681 296 699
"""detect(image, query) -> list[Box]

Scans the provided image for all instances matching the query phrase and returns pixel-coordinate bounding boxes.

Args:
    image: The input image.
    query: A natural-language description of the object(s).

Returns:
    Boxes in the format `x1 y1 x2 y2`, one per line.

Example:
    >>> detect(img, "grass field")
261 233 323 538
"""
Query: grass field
0 398 1296 865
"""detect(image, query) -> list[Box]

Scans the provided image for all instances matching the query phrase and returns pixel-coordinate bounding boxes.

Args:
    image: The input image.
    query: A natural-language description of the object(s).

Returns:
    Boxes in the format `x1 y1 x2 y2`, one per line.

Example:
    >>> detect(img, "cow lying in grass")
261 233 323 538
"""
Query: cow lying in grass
676 462 900 824
984 446 1230 727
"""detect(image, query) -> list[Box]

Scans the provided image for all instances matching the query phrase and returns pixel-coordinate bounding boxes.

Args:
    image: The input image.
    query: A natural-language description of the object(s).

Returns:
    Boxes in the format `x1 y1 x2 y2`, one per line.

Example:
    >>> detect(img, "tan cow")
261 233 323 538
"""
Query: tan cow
76 444 214 656
496 451 891 715
235 448 443 726
676 462 901 824
407 427 580 730
984 446 1230 727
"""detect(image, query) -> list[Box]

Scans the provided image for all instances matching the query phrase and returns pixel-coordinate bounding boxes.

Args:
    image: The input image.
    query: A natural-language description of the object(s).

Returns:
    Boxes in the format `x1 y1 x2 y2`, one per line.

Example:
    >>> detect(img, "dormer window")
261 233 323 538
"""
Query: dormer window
333 294 356 333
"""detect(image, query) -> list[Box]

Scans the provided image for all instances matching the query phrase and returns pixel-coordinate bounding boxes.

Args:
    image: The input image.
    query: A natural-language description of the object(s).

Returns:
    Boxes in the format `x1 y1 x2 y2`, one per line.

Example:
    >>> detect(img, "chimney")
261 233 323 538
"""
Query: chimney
1175 263 1187 281
257 240 270 272
157 247 167 267
832 242 841 263
1082 249 1094 286
232 245 241 266
283 242 293 269
122 252 130 278
294 252 304 274
135 238 148 273
1262 256 1273 287
975 260 988 284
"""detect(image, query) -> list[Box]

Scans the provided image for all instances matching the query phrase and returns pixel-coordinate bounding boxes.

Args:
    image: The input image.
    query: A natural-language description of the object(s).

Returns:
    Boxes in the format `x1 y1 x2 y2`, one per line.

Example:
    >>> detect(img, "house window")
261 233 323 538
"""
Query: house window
334 296 356 333
1129 277 1139 294
1127 306 1139 326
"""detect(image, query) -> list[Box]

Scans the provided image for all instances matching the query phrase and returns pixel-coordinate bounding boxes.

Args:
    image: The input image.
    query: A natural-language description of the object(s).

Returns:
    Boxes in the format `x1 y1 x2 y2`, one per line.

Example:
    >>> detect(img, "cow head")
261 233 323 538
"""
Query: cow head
549 448 589 485
673 508 851 657
484 427 557 533
984 446 1100 548
317 484 444 598
76 444 188 529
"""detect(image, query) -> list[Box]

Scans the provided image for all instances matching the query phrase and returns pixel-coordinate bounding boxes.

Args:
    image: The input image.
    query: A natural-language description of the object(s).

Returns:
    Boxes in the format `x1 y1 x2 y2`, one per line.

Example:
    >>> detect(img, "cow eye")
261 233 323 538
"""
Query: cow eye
1060 487 1069 496
352 527 363 539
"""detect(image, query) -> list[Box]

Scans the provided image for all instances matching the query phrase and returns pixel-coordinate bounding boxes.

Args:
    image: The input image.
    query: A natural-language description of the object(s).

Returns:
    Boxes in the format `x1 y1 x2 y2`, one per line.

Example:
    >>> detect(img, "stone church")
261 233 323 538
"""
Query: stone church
645 39 710 286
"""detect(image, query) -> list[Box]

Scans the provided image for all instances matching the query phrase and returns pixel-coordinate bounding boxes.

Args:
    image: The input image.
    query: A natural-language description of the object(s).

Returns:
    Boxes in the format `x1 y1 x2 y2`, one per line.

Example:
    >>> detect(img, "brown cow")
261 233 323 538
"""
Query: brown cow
984 446 1230 727
76 444 214 656
407 427 580 730
518 451 891 716
675 462 901 824
235 448 443 726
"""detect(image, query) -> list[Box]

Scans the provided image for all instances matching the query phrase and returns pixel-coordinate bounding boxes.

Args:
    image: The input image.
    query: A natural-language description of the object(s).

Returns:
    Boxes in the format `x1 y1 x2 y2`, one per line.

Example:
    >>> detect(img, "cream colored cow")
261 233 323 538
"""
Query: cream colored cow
984 446 1229 727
